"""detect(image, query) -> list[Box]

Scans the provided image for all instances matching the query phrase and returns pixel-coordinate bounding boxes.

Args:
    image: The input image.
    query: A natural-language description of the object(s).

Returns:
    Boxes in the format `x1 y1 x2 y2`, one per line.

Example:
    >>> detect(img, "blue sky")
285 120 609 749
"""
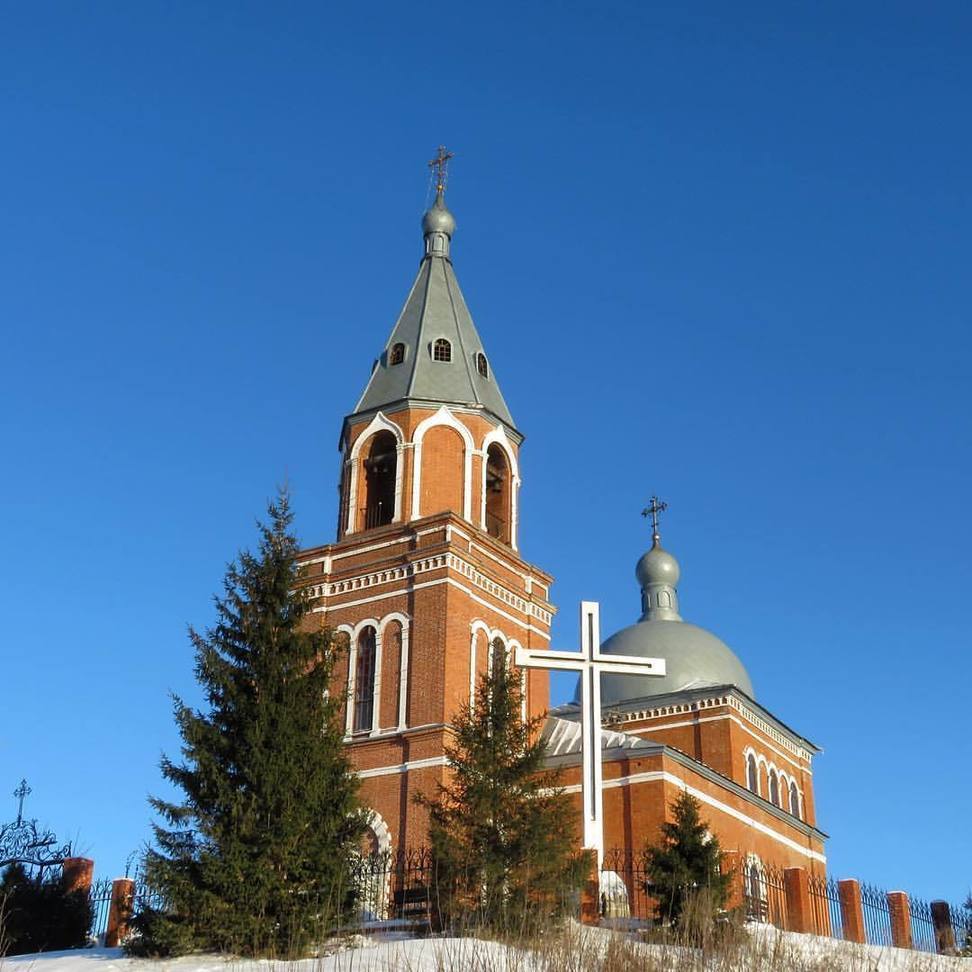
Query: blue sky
1 2 969 903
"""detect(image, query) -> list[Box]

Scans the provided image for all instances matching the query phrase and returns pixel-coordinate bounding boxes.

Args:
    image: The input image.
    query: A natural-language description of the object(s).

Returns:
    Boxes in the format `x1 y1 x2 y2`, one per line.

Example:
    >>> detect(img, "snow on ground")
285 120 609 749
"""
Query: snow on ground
2 928 969 972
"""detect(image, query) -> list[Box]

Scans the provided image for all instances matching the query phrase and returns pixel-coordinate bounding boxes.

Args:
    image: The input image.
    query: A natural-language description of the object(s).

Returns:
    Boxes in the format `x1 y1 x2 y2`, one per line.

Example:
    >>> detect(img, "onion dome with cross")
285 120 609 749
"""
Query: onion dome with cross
582 498 754 705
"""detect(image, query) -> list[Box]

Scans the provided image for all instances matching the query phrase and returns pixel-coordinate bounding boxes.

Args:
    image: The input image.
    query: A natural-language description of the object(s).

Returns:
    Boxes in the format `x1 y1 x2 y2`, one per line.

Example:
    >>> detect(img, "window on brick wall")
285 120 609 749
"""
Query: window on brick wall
746 753 759 794
768 769 780 807
353 626 377 732
789 781 800 820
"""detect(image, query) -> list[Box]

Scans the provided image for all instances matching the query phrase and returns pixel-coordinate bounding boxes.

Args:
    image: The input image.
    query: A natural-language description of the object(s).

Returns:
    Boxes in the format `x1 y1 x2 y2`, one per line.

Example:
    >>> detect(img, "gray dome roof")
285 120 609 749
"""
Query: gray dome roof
597 619 754 704
576 525 754 705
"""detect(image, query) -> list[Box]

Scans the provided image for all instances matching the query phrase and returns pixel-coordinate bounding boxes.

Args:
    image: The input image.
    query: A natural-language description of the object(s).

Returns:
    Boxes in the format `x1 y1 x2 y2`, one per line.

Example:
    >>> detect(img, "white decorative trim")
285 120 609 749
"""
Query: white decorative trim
306 551 555 627
411 406 474 522
365 809 392 855
560 770 827 864
480 427 520 550
346 412 405 535
610 696 814 764
357 755 449 779
624 714 810 776
468 621 493 707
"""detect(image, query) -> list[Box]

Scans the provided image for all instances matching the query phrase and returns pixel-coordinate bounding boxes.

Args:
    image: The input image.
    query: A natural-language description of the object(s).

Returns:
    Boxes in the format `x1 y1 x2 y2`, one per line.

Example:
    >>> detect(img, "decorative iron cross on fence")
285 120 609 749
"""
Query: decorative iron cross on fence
515 601 665 868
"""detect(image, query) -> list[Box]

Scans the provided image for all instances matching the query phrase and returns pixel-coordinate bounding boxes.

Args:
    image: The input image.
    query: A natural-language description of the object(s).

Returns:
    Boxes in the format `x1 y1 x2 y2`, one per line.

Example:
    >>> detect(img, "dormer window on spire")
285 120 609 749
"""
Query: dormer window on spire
432 338 452 362
476 352 489 378
389 343 406 366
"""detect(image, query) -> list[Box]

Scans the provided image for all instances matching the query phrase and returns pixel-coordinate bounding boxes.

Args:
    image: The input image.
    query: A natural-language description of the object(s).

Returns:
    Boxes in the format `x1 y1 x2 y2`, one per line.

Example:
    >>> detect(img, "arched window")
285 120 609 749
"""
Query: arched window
485 443 511 544
768 769 780 807
489 636 506 675
353 626 377 733
476 352 489 378
789 782 800 819
389 342 405 366
362 432 397 529
432 338 452 362
746 754 759 793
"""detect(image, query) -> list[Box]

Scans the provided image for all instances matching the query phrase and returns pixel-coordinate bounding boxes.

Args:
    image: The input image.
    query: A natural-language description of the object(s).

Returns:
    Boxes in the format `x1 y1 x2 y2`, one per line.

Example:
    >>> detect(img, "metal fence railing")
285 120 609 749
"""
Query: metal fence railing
88 877 114 940
861 882 893 947
951 902 972 954
910 895 937 954
807 872 840 938
74 850 972 957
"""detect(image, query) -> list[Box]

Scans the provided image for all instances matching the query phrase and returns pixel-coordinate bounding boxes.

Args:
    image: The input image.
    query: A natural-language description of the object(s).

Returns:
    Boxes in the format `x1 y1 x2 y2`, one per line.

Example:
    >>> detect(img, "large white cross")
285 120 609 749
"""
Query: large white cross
515 601 665 867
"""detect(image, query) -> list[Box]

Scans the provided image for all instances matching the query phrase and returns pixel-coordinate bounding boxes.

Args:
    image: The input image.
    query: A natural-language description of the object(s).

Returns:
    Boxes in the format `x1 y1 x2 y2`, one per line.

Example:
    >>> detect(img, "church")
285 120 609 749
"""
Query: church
295 153 828 898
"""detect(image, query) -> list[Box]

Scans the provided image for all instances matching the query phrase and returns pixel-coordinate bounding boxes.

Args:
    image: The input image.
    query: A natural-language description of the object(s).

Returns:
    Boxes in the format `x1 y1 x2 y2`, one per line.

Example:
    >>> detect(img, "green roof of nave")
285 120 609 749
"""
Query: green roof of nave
350 190 518 436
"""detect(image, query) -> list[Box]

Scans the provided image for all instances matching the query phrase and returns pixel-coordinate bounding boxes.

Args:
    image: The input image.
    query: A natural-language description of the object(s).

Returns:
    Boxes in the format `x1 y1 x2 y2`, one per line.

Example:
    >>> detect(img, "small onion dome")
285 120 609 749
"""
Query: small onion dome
422 192 456 238
636 542 680 589
574 531 755 704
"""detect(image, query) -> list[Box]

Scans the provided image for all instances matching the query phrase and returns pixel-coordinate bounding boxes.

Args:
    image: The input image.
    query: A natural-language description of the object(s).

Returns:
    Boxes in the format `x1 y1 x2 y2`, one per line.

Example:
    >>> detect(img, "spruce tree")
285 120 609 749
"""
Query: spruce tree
422 650 584 932
643 790 730 927
139 491 365 957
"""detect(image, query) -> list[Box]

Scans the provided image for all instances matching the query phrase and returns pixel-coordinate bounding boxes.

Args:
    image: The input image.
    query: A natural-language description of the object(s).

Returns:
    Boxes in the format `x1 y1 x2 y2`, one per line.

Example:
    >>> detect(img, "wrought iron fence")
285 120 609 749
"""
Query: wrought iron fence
910 895 937 953
860 882 893 947
952 902 972 954
741 860 788 929
600 848 653 921
807 872 840 938
347 847 435 923
88 876 114 940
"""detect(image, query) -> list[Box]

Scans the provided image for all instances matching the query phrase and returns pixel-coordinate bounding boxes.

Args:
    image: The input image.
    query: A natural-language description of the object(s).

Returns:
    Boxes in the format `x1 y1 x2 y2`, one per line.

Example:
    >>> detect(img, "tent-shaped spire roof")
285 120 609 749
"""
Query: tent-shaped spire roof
350 179 518 437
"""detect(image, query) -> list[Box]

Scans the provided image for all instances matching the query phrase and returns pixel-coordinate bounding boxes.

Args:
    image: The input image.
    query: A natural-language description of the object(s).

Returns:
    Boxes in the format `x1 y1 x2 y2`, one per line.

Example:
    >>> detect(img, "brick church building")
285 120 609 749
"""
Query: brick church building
295 161 828 891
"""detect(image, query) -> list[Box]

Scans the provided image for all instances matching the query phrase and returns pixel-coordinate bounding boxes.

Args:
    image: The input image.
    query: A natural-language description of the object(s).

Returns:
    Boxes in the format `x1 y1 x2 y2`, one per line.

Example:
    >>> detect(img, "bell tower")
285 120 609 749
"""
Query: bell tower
298 152 556 848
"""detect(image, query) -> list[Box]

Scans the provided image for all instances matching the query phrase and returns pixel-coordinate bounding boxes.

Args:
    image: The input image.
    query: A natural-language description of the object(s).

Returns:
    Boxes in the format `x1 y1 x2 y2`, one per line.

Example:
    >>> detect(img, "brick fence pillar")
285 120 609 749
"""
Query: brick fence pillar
931 901 956 954
839 878 866 944
106 877 135 947
579 850 600 925
61 857 94 895
784 867 813 933
720 850 745 913
888 891 912 950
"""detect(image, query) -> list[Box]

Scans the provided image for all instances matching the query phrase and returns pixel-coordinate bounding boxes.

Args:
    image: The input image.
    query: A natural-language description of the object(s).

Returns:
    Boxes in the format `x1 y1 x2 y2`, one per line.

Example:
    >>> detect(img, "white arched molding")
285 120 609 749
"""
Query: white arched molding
344 618 381 738
469 622 513 711
411 406 474 523
345 412 405 535
360 809 393 920
508 638 527 720
380 612 411 733
365 808 393 856
480 426 520 550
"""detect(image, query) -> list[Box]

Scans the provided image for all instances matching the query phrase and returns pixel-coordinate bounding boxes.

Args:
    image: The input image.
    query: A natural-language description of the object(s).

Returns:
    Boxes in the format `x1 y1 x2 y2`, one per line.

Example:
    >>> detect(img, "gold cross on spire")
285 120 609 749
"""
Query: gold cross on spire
641 495 668 544
428 145 454 194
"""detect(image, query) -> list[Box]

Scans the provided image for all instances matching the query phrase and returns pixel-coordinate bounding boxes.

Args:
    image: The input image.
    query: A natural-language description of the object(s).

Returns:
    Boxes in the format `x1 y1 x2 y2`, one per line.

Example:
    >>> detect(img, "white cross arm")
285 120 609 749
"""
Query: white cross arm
514 646 666 678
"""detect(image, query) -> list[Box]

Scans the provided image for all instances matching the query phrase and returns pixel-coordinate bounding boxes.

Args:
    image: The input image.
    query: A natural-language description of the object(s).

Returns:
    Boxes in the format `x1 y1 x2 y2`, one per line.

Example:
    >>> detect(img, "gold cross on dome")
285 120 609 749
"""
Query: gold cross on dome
428 145 454 193
641 495 668 541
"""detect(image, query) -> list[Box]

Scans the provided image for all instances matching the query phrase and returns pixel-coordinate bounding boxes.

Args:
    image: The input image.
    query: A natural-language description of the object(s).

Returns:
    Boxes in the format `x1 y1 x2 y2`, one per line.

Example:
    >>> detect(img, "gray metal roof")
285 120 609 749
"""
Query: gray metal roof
577 533 756 705
351 195 517 434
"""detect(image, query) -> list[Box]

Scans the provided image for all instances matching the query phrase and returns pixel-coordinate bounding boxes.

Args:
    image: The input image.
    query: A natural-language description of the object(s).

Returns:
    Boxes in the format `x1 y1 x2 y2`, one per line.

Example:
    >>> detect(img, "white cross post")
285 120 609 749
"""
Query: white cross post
514 601 666 868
